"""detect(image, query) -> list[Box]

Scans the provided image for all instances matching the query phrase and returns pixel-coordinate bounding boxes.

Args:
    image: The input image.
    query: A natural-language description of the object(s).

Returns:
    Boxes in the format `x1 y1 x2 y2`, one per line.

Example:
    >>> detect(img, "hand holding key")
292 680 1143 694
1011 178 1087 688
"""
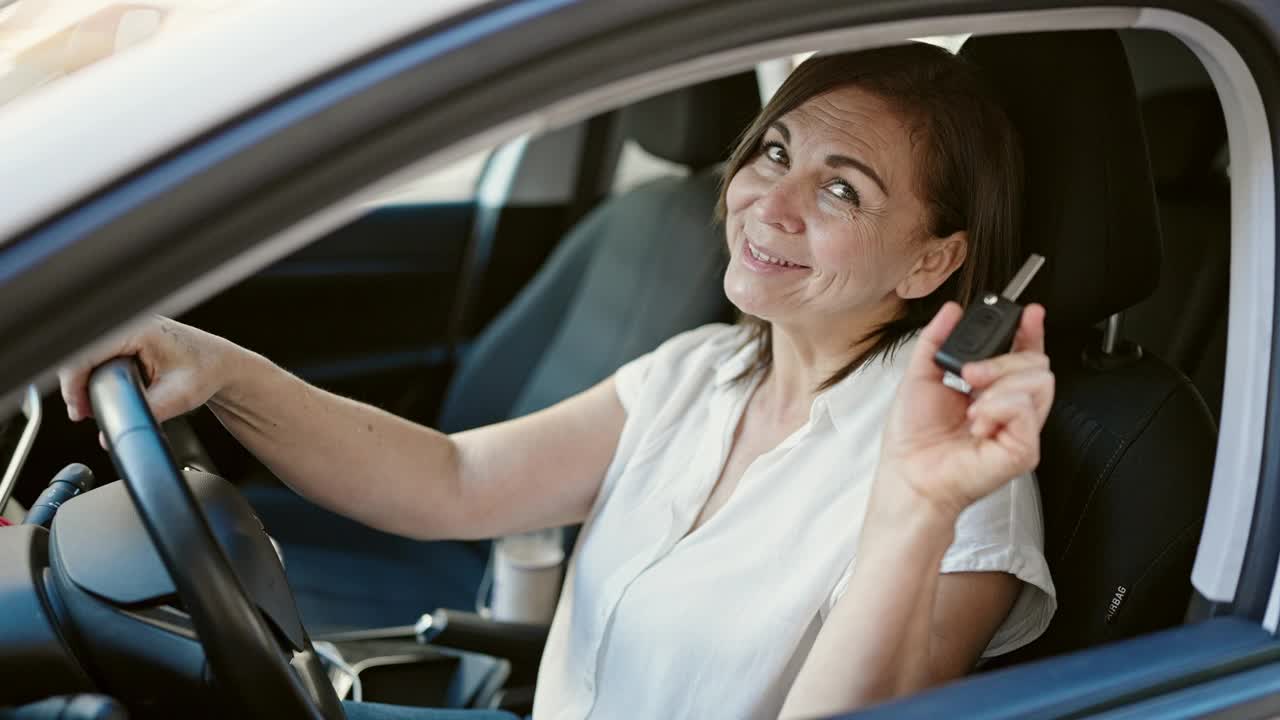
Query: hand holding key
935 254 1045 393
875 295 1054 521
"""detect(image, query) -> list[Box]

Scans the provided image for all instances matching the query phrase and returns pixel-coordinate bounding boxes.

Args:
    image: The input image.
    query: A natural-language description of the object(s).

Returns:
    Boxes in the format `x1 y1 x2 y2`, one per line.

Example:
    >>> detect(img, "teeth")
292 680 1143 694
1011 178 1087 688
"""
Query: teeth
748 243 797 268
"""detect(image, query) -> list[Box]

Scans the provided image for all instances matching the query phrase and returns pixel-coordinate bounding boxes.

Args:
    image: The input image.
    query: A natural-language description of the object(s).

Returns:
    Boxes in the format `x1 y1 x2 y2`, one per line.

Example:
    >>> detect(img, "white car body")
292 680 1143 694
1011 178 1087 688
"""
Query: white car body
0 0 485 243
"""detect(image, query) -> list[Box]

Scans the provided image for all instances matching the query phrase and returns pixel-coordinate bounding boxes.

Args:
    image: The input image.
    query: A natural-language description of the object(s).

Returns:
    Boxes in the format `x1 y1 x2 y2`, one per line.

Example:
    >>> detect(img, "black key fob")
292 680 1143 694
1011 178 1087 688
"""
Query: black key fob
933 253 1045 392
934 294 1023 376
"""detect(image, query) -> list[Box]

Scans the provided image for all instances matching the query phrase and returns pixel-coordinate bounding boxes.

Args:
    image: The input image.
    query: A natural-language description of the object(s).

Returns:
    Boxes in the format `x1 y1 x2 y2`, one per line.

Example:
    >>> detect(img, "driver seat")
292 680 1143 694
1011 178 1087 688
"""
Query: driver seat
960 30 1218 664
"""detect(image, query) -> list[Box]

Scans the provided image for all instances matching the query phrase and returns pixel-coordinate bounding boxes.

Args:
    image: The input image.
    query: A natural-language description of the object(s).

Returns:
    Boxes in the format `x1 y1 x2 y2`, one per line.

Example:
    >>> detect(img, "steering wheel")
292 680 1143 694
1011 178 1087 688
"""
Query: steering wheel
88 358 345 719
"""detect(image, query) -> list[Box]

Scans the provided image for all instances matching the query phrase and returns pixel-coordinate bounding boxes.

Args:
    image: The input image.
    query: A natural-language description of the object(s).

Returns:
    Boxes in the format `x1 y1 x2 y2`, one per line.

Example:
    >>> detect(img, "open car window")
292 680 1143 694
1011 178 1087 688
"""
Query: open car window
0 1 1277 718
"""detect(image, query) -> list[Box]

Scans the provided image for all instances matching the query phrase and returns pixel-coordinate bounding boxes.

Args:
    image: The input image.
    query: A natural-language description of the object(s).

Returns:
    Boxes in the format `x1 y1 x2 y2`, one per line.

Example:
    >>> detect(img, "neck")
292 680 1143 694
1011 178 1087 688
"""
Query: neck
757 302 902 421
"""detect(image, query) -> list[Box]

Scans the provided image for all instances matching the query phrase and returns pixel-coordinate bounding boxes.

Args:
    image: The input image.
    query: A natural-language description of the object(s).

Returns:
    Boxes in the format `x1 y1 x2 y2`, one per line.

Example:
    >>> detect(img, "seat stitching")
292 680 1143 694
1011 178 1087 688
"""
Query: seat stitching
1126 518 1202 595
1049 407 1105 563
1056 378 1190 562
1056 420 1118 563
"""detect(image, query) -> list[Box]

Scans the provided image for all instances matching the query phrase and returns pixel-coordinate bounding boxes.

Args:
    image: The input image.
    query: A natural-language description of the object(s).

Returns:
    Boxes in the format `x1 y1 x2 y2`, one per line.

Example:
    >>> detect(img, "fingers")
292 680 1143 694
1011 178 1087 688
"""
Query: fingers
965 363 1055 476
966 301 1053 443
967 385 1042 441
57 320 155 422
1011 303 1046 355
58 318 220 436
912 303 1045 390
961 346 1049 393
58 364 95 422
904 302 963 382
143 370 197 424
971 365 1054 412
974 396 1042 479
959 304 1046 389
64 359 198 425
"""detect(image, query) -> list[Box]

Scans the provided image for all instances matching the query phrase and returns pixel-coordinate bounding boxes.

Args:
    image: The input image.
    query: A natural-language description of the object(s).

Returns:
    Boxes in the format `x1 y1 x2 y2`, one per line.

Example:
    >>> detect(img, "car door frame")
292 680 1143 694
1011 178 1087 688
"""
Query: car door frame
1 0 1279 717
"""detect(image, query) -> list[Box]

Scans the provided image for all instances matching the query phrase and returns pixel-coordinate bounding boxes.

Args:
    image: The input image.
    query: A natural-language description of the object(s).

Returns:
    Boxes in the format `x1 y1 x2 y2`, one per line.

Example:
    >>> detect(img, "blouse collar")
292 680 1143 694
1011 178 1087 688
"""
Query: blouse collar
711 326 920 435
821 335 917 434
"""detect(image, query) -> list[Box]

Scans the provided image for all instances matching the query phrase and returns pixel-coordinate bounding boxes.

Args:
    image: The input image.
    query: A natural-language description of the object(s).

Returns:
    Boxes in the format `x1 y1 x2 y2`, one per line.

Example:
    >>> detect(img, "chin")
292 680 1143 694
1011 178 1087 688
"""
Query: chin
723 269 779 322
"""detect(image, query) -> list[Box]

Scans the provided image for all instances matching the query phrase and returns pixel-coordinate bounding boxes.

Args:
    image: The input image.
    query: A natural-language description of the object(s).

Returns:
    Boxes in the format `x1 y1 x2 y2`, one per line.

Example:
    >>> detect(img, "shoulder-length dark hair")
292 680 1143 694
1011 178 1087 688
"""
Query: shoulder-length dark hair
717 42 1023 390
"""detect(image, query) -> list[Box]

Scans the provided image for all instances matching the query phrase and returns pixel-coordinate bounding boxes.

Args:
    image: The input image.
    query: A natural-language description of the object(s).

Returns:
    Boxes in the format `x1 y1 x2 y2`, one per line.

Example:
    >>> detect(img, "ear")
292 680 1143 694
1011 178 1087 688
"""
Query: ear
896 230 968 300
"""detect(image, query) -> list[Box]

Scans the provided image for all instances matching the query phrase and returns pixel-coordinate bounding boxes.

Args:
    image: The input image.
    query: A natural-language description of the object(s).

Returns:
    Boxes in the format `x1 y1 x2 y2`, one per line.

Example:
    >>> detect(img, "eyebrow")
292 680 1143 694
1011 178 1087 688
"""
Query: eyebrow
768 120 889 196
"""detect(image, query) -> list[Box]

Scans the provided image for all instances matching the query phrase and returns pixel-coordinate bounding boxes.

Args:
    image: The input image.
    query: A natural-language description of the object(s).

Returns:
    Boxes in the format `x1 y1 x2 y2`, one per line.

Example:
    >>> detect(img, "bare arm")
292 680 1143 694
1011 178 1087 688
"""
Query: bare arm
780 303 1052 717
60 317 626 541
779 497 1018 717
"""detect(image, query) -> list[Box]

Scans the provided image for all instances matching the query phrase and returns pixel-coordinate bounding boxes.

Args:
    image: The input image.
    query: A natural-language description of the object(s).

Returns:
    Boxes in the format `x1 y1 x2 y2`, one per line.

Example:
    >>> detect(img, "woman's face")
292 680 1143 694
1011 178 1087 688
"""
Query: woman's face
724 85 951 330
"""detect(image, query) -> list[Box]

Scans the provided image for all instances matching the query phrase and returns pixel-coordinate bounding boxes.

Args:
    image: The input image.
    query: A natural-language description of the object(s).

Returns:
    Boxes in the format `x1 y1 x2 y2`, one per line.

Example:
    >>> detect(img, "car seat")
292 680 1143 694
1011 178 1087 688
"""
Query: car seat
435 74 760 432
959 30 1219 665
244 72 761 633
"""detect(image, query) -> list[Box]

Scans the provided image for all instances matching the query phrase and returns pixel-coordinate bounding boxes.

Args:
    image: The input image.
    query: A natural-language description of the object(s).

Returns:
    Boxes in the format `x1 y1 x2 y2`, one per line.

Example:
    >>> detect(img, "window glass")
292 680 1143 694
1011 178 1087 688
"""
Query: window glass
610 139 688 195
375 149 491 205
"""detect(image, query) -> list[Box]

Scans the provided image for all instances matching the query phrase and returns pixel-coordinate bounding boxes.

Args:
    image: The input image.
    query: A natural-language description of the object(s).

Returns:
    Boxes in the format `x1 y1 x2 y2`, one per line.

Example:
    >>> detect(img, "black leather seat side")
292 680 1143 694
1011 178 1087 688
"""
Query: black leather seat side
1028 346 1216 657
963 31 1218 665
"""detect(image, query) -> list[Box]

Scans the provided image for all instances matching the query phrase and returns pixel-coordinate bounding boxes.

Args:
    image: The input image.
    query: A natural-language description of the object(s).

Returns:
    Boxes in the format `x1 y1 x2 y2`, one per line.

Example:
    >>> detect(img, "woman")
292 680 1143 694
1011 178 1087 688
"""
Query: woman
60 43 1055 719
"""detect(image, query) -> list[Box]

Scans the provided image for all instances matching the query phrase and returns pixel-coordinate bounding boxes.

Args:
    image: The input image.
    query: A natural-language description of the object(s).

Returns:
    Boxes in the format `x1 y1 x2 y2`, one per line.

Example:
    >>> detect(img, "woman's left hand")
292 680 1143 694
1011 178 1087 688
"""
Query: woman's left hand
877 302 1054 520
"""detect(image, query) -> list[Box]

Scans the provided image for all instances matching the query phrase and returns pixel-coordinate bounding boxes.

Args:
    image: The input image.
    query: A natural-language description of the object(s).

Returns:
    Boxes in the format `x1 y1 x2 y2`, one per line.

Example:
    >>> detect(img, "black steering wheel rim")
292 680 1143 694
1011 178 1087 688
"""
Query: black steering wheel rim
88 358 343 719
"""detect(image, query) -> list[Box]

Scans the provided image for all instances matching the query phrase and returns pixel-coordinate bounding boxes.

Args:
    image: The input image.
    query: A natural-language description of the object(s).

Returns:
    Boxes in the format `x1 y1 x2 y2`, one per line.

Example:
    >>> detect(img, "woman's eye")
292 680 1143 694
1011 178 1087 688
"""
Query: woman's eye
827 180 860 206
763 143 788 165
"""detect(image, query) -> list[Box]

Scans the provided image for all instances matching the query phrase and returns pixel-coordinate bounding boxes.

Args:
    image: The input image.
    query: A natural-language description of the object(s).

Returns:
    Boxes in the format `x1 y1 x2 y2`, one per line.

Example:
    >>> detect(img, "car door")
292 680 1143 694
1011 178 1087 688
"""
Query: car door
2 0 1280 718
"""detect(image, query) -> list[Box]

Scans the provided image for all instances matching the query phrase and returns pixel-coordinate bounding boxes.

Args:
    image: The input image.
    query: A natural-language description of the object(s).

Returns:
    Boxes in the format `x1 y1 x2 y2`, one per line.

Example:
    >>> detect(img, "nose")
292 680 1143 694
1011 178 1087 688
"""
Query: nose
753 177 805 235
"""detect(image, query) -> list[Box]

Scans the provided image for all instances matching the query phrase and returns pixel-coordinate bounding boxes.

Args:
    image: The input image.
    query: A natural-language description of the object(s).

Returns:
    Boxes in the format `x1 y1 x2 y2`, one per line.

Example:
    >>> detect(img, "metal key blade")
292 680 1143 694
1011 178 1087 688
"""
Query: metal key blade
1001 253 1046 302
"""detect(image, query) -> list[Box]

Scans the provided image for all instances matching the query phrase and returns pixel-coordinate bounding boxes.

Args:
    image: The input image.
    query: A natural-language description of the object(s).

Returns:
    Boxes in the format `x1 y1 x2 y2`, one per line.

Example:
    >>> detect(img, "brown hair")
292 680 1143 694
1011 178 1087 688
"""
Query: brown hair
717 42 1022 390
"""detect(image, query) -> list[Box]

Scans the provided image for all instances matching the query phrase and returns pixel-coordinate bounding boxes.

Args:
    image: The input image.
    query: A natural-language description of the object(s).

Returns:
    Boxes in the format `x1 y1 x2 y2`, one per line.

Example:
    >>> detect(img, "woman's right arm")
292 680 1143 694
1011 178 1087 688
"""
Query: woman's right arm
58 317 626 541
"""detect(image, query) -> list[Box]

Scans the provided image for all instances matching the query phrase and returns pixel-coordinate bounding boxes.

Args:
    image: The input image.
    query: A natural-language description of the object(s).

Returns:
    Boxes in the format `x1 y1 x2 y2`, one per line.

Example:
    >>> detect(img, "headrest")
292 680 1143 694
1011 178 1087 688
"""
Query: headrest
1142 89 1227 189
961 32 1163 329
620 71 762 170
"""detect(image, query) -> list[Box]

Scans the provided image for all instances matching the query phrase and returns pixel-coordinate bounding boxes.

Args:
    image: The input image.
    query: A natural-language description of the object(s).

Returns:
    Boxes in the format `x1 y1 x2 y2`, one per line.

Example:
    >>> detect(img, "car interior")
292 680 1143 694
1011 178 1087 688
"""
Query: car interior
0 23 1235 719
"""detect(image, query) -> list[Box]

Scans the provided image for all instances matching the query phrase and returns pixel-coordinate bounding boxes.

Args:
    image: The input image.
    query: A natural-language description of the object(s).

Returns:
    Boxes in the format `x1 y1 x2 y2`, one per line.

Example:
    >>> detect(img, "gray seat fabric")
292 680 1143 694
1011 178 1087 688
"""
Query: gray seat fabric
439 171 733 431
511 171 736 417
438 70 761 431
250 72 761 637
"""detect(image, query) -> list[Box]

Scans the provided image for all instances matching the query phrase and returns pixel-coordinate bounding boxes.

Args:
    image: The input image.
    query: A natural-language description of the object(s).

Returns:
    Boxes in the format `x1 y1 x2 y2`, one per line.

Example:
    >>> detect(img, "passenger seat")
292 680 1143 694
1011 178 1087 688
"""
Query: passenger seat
245 72 762 633
436 74 759 431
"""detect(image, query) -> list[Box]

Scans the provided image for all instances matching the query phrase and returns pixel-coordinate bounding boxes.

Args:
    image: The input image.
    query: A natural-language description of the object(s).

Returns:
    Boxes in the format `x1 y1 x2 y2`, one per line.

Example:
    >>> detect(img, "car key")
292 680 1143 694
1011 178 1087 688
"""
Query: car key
934 253 1045 393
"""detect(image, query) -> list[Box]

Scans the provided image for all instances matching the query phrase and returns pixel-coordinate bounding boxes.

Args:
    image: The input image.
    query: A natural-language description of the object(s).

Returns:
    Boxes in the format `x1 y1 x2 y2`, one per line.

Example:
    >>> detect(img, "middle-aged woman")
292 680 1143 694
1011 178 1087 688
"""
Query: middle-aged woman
60 43 1056 720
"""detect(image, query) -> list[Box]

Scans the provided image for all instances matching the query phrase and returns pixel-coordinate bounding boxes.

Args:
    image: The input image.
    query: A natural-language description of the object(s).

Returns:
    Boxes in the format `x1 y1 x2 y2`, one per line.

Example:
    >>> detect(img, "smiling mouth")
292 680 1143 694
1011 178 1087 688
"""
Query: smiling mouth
745 240 808 269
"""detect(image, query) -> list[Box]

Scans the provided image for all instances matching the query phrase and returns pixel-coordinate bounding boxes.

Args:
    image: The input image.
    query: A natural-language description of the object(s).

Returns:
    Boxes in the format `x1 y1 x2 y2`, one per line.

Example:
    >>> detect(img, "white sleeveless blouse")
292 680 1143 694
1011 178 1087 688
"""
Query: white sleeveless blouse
532 324 1055 720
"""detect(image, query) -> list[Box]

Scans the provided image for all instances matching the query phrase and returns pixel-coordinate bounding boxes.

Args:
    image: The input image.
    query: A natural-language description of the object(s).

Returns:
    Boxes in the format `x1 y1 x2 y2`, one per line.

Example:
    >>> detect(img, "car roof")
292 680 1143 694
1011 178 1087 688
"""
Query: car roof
0 0 485 245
